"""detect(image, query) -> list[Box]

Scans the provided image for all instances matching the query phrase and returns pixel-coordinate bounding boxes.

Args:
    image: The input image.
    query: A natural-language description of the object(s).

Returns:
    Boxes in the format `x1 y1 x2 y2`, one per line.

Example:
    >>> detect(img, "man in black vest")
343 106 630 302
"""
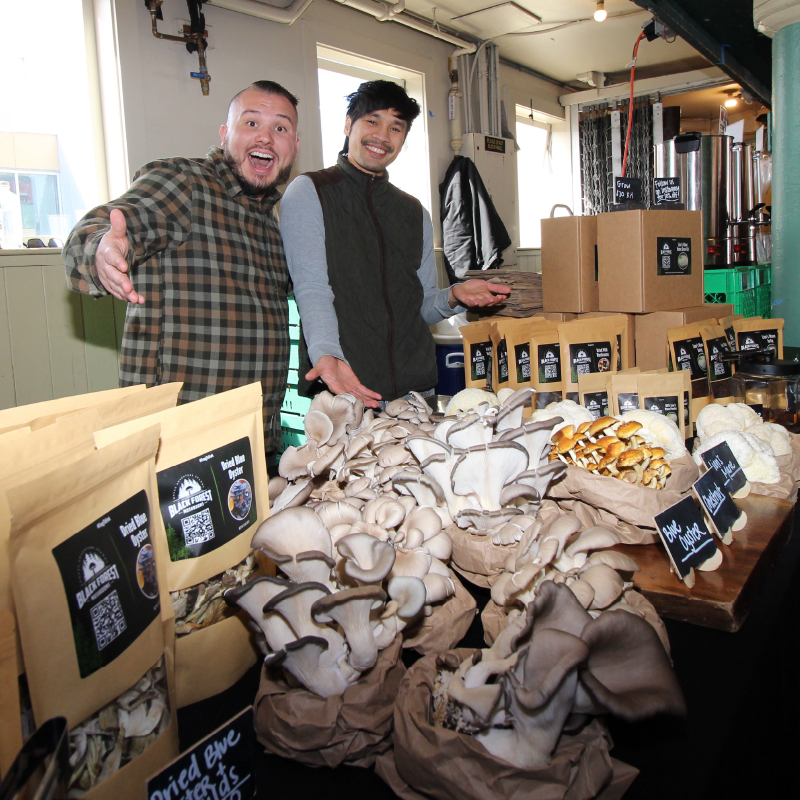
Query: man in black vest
280 80 510 407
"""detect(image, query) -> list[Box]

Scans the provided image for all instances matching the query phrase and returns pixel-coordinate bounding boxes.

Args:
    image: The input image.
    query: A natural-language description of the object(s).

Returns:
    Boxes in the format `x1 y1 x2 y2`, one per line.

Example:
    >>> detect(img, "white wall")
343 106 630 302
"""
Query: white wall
110 1 568 245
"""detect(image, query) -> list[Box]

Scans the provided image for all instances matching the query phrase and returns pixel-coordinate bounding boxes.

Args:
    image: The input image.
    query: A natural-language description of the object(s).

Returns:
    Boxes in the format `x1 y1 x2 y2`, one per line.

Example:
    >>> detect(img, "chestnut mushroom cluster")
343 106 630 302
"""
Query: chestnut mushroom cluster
433 582 685 770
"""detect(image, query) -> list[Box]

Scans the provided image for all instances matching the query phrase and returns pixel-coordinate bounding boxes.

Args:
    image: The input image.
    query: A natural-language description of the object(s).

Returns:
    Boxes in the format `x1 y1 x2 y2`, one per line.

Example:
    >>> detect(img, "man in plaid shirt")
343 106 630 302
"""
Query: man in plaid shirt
63 80 299 456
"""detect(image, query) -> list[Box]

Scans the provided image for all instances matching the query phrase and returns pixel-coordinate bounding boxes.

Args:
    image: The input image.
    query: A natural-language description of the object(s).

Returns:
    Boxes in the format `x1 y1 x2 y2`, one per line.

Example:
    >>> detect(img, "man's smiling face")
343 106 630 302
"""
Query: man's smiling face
220 88 299 197
344 108 407 175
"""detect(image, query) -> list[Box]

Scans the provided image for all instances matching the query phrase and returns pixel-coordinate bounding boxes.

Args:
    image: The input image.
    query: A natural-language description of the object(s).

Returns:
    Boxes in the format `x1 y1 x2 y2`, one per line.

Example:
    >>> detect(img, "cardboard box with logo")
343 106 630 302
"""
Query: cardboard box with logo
541 214 599 313
597 210 704 313
635 304 734 371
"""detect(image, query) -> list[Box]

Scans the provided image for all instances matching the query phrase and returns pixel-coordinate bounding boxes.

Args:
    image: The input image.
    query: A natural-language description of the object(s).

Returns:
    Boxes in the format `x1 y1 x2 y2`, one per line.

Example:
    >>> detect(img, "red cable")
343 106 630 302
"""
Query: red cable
622 30 646 178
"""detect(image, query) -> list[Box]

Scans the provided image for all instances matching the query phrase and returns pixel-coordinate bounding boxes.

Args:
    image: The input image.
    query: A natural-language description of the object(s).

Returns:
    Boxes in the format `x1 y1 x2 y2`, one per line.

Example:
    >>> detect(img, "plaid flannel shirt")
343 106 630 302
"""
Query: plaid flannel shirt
63 147 290 451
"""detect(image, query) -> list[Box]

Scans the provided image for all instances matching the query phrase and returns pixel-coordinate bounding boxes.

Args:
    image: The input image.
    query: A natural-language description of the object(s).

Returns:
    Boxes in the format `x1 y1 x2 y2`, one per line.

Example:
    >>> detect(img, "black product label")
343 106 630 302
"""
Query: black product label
657 237 692 275
158 438 257 562
700 441 746 495
617 392 641 414
537 343 561 384
53 491 160 679
654 497 719 579
616 334 622 371
725 325 736 351
594 245 599 282
684 390 690 428
707 335 733 382
569 341 612 384
738 329 779 353
644 395 681 427
497 339 509 385
470 341 492 381
673 337 707 380
654 177 681 204
583 391 609 420
748 403 764 418
694 468 740 536
514 342 531 382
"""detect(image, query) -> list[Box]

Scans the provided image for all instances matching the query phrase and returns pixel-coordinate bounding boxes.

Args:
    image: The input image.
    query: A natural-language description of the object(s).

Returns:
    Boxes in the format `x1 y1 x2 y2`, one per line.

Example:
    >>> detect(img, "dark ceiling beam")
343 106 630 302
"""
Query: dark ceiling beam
632 0 771 107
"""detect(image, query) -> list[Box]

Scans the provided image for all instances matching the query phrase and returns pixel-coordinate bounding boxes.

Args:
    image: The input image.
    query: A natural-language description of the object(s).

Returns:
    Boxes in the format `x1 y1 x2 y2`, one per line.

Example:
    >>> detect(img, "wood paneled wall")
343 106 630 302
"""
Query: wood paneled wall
0 251 124 410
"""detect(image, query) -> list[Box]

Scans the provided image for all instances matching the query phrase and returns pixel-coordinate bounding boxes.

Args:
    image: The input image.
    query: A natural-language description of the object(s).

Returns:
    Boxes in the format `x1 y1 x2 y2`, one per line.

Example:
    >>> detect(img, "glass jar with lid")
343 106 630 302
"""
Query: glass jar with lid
730 350 800 428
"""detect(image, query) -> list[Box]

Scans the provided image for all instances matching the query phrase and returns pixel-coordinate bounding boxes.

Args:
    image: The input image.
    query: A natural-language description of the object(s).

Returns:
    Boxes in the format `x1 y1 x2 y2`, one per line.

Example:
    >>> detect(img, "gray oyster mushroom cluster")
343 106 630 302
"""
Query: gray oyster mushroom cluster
171 553 258 637
490 514 641 615
68 660 170 797
433 582 685 770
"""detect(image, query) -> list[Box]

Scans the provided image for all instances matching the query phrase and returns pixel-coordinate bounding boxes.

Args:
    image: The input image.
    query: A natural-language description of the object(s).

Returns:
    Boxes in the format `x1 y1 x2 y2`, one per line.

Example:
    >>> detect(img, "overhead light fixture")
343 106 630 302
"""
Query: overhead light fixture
725 97 739 108
723 88 741 108
594 1 607 22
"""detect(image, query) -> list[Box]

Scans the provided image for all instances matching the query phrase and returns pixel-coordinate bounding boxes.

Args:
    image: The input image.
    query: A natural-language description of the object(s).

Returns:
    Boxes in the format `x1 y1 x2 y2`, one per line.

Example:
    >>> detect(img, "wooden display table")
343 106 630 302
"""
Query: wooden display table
616 494 795 632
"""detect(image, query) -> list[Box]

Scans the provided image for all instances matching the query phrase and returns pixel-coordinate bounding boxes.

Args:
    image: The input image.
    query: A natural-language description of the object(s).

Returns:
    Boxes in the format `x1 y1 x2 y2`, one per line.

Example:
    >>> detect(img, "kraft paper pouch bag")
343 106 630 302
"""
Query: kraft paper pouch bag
577 313 632 370
29 383 184 432
558 318 619 403
94 382 268 708
701 325 735 403
0 385 145 434
667 320 717 409
6 426 179 800
733 317 784 357
529 324 564 409
488 324 507 395
578 371 613 420
505 320 550 398
637 372 687 440
0 609 21 776
0 409 101 675
611 372 641 416
720 313 746 351
460 322 494 389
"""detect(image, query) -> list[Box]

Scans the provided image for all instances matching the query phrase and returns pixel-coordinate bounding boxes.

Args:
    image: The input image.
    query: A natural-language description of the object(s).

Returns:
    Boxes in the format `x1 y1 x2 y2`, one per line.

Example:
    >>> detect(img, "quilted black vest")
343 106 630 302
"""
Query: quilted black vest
298 154 438 400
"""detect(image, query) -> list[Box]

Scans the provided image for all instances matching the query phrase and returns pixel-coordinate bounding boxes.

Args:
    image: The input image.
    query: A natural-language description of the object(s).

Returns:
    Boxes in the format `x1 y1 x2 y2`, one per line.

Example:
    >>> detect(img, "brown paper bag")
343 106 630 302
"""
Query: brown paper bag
95 383 269 707
480 599 507 647
611 372 641 416
700 325 735 403
578 371 612 420
668 320 717 418
529 323 564 409
559 318 619 403
637 372 687 440
6 427 179 800
460 322 494 389
254 635 405 768
0 609 21 776
448 526 513 586
747 433 800 502
733 316 784 357
0 409 102 674
401 570 477 654
720 313 745 350
392 649 623 800
0 385 145 433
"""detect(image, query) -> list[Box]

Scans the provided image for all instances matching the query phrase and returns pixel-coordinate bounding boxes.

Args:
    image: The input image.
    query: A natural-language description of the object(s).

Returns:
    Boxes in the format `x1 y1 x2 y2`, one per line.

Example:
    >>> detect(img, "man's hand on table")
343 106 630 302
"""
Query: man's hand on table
95 209 145 304
449 279 511 309
307 356 383 408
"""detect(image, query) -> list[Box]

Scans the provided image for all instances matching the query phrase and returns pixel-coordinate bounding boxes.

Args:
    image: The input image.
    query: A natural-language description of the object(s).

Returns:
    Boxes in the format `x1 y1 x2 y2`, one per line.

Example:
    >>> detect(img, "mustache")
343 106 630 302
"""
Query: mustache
361 138 395 155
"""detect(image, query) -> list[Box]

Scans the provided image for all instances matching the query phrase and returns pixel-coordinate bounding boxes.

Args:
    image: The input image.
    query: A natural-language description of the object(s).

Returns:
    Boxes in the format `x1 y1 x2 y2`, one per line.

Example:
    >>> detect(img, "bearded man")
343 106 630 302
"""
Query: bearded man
280 80 509 409
63 80 299 454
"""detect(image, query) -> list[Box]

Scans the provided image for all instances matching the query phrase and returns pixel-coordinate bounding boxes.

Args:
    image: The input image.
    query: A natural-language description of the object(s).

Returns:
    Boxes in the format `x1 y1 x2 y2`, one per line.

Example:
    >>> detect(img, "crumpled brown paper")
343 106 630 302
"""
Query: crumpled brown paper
390 648 636 800
748 433 800 501
546 456 699 545
449 525 515 586
402 570 477 654
253 635 405 768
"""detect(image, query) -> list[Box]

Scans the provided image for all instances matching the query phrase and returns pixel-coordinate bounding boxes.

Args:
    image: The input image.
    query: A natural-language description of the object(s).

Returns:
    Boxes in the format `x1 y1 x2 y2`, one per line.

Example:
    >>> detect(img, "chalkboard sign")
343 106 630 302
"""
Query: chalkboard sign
654 176 681 204
615 176 642 203
700 441 747 496
148 708 254 800
654 496 719 580
692 467 741 544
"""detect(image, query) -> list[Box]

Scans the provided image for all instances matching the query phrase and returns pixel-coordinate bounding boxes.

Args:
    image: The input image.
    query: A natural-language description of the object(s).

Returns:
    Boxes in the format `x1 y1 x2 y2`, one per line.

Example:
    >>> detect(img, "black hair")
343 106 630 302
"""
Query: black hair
345 80 420 133
227 80 299 122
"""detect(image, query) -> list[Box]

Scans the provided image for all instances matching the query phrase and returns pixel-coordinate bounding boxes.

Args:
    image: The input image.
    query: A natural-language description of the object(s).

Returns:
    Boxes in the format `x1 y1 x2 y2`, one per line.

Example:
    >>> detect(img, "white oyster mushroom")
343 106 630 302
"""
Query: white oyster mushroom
271 479 314 513
265 636 351 698
387 575 427 620
494 388 535 434
262 582 341 646
446 413 495 449
309 391 358 443
279 443 317 480
224 576 295 650
499 419 563 469
450 442 529 511
579 564 625 609
423 572 455 604
252 506 332 561
390 548 433 580
303 409 334 446
315 500 362 530
336 532 397 583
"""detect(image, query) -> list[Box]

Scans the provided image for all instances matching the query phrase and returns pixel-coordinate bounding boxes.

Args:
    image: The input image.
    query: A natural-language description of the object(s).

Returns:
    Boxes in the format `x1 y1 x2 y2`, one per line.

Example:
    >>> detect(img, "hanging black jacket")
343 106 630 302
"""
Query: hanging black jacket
439 155 512 284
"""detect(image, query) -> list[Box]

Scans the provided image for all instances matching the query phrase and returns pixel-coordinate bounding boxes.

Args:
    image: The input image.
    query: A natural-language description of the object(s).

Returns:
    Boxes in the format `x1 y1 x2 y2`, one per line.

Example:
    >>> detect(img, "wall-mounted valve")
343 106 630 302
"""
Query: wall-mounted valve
146 0 211 95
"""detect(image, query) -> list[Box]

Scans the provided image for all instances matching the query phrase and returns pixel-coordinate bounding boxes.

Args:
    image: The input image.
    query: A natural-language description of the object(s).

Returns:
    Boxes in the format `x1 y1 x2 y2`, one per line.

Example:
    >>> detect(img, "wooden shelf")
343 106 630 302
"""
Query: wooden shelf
615 494 795 632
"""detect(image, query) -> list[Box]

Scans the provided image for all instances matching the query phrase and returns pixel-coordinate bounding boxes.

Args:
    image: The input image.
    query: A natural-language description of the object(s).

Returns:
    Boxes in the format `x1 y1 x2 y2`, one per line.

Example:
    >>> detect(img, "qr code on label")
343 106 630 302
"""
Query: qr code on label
544 364 558 379
182 508 215 546
662 256 670 269
91 590 127 651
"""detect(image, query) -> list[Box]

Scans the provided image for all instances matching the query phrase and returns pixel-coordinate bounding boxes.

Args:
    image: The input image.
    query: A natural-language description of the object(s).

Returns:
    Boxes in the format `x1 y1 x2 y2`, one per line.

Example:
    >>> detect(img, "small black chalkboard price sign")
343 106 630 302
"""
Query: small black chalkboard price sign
615 176 643 203
654 176 681 204
692 467 746 545
654 496 721 588
700 441 749 498
147 708 254 800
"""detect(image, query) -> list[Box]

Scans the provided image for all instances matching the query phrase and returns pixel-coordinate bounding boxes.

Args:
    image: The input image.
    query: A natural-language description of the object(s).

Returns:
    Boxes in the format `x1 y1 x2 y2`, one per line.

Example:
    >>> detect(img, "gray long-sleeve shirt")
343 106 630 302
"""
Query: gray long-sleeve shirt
280 174 464 367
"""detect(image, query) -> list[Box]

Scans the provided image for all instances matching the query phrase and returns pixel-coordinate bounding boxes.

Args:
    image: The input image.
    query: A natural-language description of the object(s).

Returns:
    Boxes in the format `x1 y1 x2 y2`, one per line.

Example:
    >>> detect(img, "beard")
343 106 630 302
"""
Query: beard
222 148 292 197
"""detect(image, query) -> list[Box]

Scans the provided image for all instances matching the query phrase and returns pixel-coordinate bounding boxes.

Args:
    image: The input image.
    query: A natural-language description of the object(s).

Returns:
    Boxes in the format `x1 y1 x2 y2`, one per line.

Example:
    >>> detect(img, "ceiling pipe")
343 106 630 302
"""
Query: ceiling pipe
206 0 314 25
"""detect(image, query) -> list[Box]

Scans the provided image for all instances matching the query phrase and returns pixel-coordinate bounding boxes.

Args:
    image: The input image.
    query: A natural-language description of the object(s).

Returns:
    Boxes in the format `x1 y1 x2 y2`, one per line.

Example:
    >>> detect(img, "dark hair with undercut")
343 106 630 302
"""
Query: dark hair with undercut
227 80 299 123
345 80 420 134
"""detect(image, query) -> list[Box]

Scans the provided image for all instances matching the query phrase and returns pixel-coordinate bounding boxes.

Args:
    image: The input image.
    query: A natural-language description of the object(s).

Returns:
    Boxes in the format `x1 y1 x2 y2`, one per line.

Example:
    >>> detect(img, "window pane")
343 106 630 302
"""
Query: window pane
516 122 550 248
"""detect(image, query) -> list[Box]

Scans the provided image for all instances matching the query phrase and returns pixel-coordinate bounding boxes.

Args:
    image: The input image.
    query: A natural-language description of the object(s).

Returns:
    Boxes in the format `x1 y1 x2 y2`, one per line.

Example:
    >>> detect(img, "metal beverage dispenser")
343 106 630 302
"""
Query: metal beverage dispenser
654 132 702 209
729 143 758 265
700 134 733 267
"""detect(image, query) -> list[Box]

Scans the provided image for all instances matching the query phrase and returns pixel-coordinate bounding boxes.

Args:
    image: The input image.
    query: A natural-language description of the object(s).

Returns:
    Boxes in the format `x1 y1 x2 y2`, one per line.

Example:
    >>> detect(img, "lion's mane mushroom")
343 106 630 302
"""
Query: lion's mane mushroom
336 532 396 584
311 586 387 671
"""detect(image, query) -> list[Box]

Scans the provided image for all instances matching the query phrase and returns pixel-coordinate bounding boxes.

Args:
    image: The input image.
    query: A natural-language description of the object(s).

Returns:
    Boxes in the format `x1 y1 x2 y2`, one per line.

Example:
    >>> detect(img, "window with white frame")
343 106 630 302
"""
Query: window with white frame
317 46 432 213
515 105 573 249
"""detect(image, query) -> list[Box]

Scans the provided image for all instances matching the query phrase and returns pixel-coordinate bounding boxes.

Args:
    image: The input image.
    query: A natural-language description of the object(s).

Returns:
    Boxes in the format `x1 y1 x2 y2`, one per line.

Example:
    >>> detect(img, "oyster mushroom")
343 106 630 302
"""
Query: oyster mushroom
252 506 332 561
336 532 396 583
265 636 350 698
224 575 295 650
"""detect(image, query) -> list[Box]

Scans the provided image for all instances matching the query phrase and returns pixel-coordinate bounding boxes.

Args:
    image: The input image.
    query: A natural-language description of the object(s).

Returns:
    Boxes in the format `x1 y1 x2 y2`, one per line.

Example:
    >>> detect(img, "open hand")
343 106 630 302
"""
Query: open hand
306 355 382 408
95 209 144 304
450 279 510 308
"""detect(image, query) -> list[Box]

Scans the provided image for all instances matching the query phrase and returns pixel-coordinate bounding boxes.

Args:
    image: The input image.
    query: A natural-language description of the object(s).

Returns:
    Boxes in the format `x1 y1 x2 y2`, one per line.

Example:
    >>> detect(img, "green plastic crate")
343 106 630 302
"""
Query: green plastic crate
704 265 771 317
280 411 305 431
289 324 300 342
279 427 305 452
287 368 299 386
288 296 300 325
281 386 312 415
